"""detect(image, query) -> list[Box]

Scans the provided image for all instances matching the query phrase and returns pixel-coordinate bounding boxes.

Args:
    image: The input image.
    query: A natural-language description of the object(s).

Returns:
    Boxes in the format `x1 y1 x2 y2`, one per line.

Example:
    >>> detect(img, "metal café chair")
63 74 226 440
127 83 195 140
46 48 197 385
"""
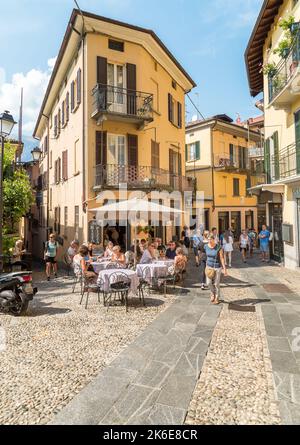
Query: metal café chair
72 262 84 294
138 266 151 306
106 272 131 312
80 276 105 310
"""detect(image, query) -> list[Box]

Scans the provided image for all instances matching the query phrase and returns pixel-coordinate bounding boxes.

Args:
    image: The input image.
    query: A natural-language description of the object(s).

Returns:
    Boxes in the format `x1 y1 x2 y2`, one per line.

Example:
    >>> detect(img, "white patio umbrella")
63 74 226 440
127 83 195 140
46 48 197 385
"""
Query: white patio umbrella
89 198 184 265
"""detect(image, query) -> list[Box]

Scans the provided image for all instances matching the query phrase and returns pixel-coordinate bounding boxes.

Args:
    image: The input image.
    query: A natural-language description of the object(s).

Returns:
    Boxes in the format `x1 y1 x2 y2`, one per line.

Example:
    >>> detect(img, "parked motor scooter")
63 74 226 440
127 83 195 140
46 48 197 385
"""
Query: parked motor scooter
0 271 37 316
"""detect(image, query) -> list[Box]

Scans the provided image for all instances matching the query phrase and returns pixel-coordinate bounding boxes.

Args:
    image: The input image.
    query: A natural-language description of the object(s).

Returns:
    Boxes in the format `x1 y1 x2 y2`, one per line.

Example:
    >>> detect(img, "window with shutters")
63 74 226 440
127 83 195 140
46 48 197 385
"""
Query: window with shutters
71 81 75 111
54 207 61 234
168 93 182 128
74 206 79 239
62 150 68 181
151 140 160 169
61 100 65 127
57 109 61 135
44 136 48 154
186 142 200 162
64 207 68 237
77 69 81 105
54 115 58 138
233 178 240 196
66 92 70 122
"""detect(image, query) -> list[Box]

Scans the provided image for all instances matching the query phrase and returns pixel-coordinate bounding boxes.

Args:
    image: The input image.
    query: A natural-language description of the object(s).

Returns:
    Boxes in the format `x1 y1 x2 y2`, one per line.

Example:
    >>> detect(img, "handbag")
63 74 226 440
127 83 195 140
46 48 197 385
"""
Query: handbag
205 247 221 280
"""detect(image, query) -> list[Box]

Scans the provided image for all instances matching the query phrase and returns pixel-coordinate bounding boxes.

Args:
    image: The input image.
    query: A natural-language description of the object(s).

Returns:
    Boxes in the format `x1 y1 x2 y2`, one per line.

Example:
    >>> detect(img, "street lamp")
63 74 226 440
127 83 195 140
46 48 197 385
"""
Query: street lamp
0 110 17 272
31 147 42 163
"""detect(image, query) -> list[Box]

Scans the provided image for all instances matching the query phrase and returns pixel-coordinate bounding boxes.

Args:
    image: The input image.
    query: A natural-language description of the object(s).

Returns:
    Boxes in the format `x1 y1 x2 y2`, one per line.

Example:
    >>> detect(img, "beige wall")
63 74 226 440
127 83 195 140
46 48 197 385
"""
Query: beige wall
186 125 212 167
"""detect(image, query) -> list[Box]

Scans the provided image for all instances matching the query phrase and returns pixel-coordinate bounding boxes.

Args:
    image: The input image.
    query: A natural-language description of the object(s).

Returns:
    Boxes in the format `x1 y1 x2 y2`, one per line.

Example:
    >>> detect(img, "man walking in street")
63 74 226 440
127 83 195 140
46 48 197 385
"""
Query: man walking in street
259 225 271 263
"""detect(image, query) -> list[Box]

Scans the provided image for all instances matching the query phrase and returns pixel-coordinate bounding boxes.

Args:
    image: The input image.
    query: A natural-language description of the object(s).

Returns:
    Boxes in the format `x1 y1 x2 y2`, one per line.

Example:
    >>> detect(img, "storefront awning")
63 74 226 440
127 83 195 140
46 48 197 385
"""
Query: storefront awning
248 184 285 195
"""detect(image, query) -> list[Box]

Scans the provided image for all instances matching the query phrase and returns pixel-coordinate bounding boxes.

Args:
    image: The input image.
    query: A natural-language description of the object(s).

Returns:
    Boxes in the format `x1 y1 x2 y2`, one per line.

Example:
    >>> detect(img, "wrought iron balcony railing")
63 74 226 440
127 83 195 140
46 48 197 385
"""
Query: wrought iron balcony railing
91 84 154 123
94 164 195 192
268 31 300 103
214 153 250 171
271 141 300 181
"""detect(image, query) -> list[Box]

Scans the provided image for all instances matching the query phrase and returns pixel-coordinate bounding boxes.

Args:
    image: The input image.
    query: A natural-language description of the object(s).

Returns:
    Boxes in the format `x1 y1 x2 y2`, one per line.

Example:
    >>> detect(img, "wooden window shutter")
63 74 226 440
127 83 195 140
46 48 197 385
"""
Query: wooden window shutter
128 134 138 166
151 140 160 169
177 102 182 128
44 136 48 153
169 149 174 172
168 93 173 123
66 92 70 121
95 131 107 165
195 141 200 159
62 100 65 126
77 69 82 104
273 131 280 180
54 160 57 183
185 145 188 162
58 109 61 134
127 64 137 115
54 115 58 137
71 81 75 111
97 57 107 84
58 157 61 182
62 150 68 180
178 152 182 175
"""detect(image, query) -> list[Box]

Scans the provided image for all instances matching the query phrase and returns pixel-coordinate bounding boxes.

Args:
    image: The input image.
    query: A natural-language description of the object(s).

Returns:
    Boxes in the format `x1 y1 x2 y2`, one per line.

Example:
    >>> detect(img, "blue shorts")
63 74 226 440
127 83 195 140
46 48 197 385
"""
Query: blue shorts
260 243 269 253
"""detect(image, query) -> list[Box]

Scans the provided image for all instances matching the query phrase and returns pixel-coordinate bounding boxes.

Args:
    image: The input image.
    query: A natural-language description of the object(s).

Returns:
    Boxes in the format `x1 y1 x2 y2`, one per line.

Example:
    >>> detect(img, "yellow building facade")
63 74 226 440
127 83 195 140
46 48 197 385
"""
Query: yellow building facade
246 0 300 268
186 116 263 237
33 9 195 258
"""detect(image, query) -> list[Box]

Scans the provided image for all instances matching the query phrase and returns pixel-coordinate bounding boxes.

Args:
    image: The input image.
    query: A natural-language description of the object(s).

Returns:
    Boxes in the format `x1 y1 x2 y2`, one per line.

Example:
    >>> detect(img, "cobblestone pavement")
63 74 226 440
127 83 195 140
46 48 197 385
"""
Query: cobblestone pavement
0 274 176 425
186 263 282 425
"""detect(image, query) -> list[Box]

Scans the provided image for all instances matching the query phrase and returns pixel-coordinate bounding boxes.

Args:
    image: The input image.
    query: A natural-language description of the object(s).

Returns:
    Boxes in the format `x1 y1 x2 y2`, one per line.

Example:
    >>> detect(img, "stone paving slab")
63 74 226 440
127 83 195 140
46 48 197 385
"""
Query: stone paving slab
50 280 220 425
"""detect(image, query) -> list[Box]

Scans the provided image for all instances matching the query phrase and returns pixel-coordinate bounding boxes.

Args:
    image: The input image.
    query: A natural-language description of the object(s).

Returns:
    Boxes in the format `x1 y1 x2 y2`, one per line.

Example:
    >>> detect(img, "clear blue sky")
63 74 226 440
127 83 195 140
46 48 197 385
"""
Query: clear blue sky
0 0 263 153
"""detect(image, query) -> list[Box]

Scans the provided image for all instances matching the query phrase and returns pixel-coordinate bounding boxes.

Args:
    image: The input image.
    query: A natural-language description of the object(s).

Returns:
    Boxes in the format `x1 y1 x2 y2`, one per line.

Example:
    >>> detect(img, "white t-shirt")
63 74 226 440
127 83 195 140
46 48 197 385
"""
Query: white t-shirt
222 236 234 252
240 235 249 248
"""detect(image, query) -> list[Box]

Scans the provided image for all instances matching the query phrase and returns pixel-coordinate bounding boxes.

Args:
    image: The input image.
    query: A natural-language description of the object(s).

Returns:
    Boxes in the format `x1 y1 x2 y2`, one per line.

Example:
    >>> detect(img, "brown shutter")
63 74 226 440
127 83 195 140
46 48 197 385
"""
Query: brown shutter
127 63 137 115
62 100 65 126
168 93 174 123
97 57 107 84
77 68 81 104
128 134 138 166
151 140 160 169
62 150 68 180
58 157 61 182
178 152 182 175
66 92 70 121
71 81 75 111
177 102 182 128
95 131 107 165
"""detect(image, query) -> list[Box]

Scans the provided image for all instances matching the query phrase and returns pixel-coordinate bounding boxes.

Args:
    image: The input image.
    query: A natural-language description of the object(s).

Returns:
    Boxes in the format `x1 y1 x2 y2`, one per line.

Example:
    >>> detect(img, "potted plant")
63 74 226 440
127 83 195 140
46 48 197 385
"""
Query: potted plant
263 63 277 77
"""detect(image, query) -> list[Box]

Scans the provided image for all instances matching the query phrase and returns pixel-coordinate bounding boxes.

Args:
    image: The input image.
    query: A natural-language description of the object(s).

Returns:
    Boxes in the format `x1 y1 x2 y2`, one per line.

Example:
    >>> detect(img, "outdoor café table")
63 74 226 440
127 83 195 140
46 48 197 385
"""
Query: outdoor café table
153 259 174 268
90 260 111 274
136 263 170 279
97 269 140 294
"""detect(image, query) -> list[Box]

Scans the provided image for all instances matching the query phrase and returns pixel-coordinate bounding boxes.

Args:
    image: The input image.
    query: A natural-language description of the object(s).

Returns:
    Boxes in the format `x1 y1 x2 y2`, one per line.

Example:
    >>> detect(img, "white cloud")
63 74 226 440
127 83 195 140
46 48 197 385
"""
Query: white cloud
0 58 55 138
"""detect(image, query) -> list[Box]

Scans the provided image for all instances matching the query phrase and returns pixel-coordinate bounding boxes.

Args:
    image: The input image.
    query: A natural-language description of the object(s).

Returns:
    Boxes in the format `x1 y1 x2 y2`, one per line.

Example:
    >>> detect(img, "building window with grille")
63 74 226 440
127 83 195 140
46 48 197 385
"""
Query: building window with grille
74 206 79 239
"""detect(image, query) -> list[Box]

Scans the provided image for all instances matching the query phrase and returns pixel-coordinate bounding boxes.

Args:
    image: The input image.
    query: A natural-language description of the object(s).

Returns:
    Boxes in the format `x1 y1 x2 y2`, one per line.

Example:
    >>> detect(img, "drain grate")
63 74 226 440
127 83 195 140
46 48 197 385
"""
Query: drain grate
262 283 293 294
228 304 256 313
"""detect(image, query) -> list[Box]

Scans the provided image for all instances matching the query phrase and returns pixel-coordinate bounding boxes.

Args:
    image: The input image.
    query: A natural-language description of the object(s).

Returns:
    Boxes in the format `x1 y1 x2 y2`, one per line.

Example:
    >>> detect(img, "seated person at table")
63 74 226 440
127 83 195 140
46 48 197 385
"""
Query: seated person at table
73 246 97 280
87 243 95 259
140 242 156 264
166 241 177 260
111 246 126 265
125 246 135 267
155 238 166 252
174 247 188 272
139 239 147 253
104 241 114 259
178 240 189 257
67 240 79 263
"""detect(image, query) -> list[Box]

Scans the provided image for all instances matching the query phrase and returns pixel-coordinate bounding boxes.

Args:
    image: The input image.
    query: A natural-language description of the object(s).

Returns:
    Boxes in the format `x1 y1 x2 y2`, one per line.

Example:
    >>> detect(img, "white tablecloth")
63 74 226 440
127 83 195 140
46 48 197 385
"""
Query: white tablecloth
153 260 175 268
136 263 169 279
97 269 139 293
91 261 111 274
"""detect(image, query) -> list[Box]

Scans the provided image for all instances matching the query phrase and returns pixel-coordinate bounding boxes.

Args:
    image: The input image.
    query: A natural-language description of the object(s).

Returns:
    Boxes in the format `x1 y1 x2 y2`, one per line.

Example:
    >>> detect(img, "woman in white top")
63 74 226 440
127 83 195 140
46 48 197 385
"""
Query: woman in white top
239 230 250 263
104 241 114 259
222 231 234 268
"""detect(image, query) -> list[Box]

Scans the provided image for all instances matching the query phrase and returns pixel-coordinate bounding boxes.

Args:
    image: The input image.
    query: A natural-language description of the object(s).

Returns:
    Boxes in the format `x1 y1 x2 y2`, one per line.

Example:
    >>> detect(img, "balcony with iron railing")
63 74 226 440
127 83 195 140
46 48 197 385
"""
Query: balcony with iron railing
94 164 195 192
268 29 300 108
214 153 250 171
271 141 300 182
91 84 154 127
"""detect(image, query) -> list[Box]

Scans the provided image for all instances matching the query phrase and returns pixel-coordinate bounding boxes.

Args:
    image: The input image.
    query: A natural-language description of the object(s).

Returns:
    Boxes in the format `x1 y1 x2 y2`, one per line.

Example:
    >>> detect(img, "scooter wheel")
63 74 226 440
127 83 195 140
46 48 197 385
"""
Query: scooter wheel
9 295 29 316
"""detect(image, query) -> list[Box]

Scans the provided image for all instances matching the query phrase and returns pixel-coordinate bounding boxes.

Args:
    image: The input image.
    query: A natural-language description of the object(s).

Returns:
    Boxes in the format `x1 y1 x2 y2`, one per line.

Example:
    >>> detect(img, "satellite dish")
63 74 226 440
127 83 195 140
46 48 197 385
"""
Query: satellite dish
192 115 198 122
